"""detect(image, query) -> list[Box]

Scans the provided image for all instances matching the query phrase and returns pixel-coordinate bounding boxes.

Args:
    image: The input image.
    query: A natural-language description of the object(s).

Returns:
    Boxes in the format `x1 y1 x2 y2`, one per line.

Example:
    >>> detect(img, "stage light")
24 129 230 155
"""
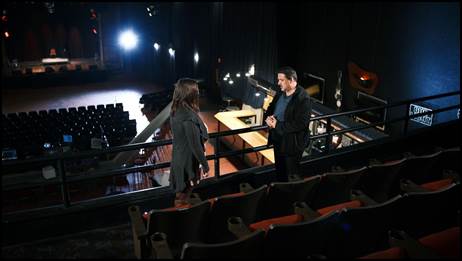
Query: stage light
228 80 234 85
153 42 160 51
168 48 175 57
91 27 97 34
146 7 150 11
148 12 152 17
194 52 199 63
4 31 9 38
248 64 255 76
118 30 138 51
90 9 97 19
245 72 250 77
236 73 241 78
255 92 261 97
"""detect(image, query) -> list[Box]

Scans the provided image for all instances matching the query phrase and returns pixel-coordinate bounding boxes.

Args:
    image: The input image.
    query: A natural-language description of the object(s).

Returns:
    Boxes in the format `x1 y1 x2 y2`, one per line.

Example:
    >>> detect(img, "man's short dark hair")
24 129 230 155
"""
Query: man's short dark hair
277 66 297 82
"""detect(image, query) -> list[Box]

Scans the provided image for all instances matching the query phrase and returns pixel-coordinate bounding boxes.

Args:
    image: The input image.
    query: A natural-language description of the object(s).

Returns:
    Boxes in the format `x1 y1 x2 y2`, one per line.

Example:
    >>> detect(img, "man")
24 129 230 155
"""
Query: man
265 66 311 182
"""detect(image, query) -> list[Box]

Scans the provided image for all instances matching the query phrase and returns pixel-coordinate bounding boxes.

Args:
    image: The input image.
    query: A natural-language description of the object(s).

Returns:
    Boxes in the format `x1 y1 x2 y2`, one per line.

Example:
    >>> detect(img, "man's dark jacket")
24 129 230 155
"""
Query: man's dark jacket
264 85 311 156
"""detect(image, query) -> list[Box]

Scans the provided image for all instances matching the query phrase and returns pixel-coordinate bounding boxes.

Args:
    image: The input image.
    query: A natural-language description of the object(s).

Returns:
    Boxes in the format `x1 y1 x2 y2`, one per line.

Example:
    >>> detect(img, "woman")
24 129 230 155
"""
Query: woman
170 78 209 204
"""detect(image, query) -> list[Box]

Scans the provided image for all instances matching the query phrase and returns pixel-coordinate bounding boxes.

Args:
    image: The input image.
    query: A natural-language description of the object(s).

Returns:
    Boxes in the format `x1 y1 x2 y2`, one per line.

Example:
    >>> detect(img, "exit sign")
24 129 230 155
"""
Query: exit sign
409 104 433 126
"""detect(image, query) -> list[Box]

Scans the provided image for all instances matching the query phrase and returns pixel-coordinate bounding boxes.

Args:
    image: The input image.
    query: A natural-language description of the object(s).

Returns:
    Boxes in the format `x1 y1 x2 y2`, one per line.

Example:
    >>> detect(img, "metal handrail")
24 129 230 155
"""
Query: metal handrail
2 90 460 214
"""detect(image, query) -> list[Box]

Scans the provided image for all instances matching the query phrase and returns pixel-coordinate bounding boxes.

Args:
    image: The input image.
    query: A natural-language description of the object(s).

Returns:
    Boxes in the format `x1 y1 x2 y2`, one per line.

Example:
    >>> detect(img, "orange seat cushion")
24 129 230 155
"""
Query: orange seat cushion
420 178 453 191
419 226 460 258
317 200 362 216
359 247 405 259
249 214 303 232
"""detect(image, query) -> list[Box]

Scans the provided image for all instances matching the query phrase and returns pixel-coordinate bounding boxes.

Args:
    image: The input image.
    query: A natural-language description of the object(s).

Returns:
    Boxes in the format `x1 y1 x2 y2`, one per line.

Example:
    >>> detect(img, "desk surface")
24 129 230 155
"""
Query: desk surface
215 110 274 163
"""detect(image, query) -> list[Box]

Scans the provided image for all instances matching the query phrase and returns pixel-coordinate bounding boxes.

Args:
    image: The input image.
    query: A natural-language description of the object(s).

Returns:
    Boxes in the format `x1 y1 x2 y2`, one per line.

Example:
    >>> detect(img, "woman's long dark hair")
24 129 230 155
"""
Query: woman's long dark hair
171 78 200 116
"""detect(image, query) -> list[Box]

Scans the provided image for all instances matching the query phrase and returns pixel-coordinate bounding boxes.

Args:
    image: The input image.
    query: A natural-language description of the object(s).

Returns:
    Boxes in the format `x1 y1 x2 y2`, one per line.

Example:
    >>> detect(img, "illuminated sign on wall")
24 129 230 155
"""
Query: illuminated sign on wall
409 104 433 126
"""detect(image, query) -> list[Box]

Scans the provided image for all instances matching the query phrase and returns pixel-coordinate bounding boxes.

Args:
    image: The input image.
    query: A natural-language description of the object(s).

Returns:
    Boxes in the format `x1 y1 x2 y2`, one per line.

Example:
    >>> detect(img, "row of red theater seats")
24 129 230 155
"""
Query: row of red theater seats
129 159 459 259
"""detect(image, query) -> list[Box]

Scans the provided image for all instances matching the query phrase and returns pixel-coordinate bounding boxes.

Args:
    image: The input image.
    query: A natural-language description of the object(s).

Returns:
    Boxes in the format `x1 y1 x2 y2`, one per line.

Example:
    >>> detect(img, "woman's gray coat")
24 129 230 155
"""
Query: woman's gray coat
169 106 209 193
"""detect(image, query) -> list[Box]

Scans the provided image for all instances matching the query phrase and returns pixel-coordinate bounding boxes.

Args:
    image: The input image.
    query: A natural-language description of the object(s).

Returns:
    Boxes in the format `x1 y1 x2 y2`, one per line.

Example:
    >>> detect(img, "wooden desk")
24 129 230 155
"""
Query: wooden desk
214 110 274 165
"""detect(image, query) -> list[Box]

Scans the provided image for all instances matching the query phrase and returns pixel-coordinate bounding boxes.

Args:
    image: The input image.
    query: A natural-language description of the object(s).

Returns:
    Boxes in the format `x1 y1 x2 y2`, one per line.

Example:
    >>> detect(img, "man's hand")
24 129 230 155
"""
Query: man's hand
265 115 277 129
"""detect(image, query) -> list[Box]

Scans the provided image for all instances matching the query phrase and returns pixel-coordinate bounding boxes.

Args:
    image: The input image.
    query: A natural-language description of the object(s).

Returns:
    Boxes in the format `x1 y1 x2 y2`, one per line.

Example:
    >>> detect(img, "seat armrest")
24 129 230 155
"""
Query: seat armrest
239 182 254 193
293 201 320 221
443 169 460 183
400 179 429 193
128 205 149 258
227 216 252 239
150 232 174 259
288 174 302 181
351 189 378 206
128 205 148 238
186 192 202 205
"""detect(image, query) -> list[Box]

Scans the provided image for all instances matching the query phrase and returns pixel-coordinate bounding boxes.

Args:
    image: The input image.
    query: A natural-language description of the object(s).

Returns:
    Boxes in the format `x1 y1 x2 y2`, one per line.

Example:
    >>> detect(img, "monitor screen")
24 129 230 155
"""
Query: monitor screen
63 134 73 143
355 91 387 131
2 149 17 160
300 73 325 104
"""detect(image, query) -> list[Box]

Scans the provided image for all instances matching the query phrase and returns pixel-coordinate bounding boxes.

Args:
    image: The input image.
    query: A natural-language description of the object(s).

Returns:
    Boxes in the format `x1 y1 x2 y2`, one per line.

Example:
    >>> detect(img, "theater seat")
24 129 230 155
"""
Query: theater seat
360 227 460 259
358 158 406 203
311 166 367 209
419 226 460 258
129 200 211 259
262 210 341 258
393 183 460 238
327 195 402 258
261 175 321 220
206 185 267 243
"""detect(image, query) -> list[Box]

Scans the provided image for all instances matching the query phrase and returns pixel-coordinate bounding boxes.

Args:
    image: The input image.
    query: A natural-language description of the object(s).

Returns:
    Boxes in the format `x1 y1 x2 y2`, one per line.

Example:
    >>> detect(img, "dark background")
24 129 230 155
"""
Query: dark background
2 2 460 134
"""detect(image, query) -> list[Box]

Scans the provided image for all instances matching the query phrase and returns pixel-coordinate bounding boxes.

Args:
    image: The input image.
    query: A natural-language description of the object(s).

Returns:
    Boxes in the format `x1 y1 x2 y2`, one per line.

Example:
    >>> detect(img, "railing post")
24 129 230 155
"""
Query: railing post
215 121 221 178
403 102 410 136
324 118 332 154
57 159 71 208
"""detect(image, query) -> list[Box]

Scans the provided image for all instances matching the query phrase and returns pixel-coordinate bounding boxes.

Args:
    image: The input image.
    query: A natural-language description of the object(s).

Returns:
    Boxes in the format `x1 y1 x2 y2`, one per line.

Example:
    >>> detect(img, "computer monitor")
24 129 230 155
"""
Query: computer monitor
2 148 18 160
300 73 325 104
63 134 73 143
355 91 388 131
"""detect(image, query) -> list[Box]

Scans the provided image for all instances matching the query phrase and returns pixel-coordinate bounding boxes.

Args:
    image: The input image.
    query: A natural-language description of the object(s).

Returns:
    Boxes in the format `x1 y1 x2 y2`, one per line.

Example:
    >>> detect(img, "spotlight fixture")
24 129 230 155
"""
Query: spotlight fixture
118 30 139 51
168 47 175 57
153 42 160 51
90 9 97 19
194 52 199 63
44 2 55 14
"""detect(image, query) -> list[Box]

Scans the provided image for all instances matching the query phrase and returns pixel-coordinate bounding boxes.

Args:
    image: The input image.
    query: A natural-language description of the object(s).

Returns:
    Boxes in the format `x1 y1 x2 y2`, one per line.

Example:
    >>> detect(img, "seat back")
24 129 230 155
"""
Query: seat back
206 185 267 243
329 195 402 258
147 200 211 257
263 210 341 258
393 182 460 238
263 175 321 219
180 229 265 259
311 167 367 209
400 150 442 185
358 158 406 203
432 147 461 177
